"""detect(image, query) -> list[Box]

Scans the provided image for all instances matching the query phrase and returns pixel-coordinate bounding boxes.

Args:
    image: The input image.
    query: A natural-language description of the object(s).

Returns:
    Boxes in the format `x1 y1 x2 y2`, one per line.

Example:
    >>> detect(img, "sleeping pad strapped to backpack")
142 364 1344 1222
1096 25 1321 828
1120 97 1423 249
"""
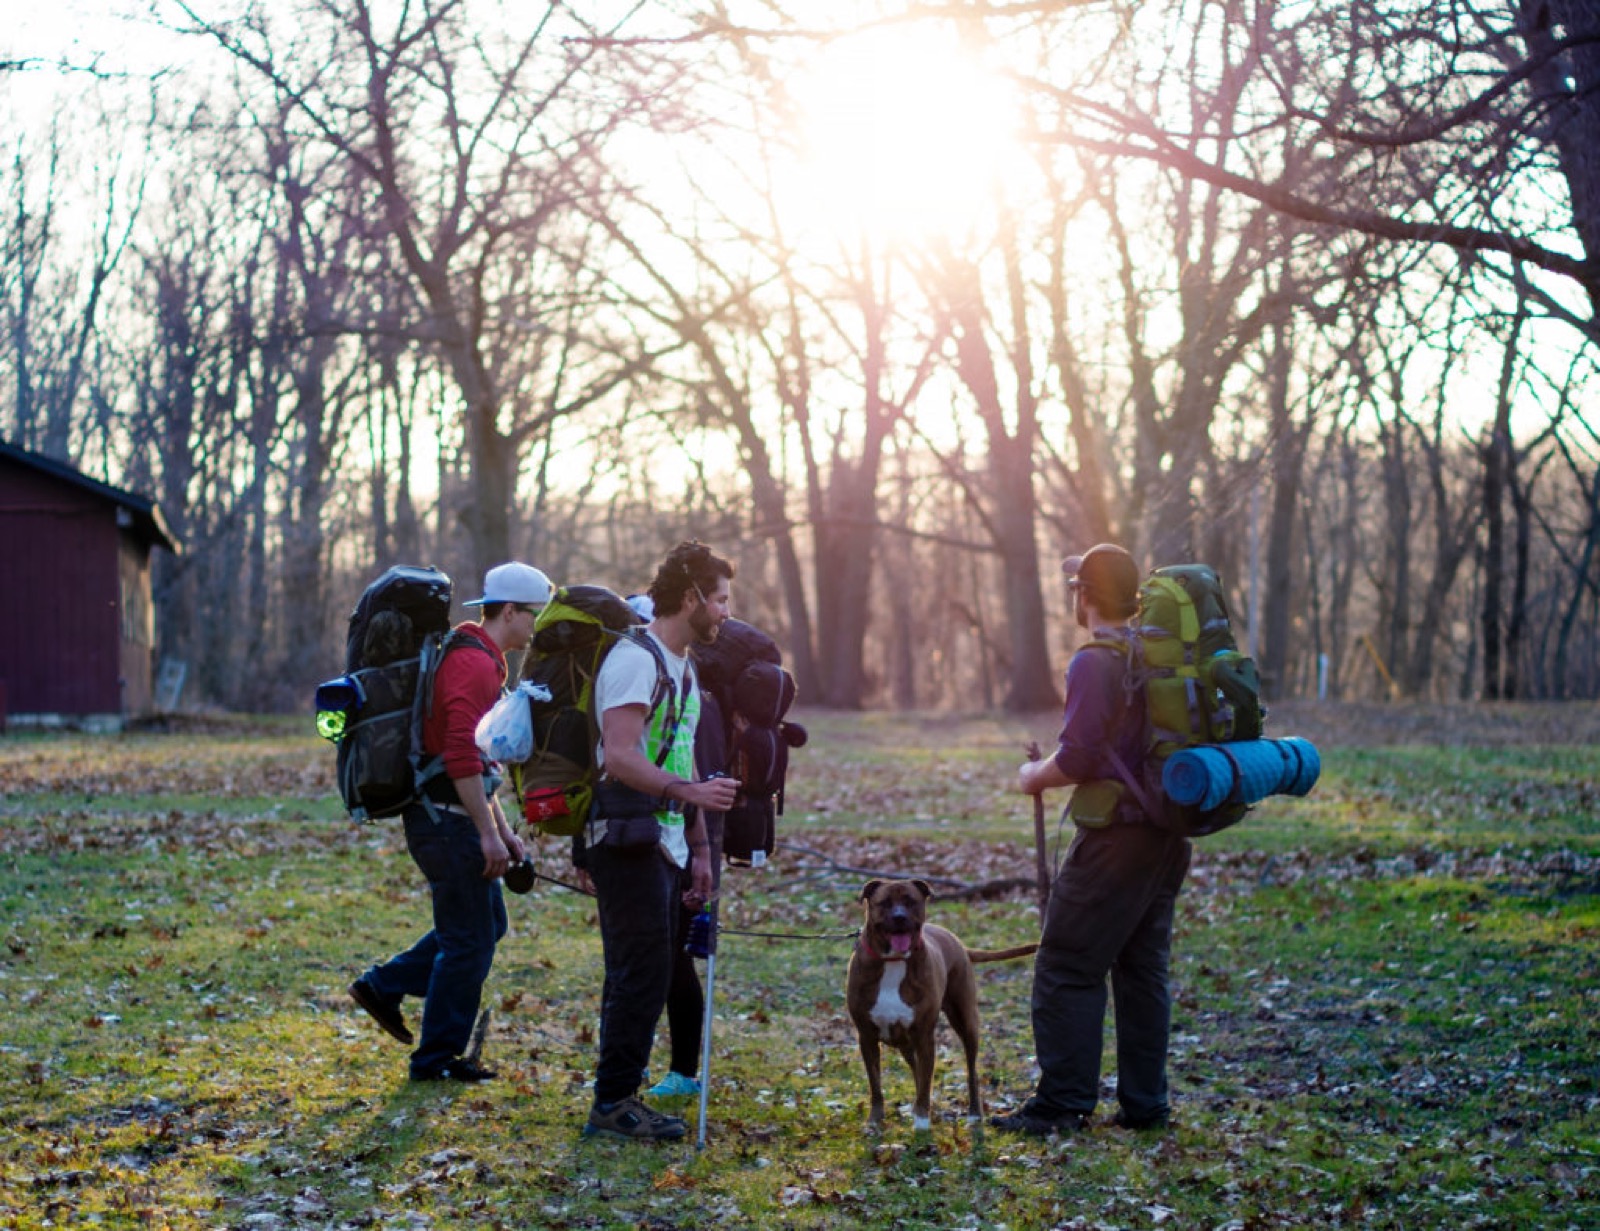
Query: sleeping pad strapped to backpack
314 565 480 822
1078 563 1265 837
693 618 806 864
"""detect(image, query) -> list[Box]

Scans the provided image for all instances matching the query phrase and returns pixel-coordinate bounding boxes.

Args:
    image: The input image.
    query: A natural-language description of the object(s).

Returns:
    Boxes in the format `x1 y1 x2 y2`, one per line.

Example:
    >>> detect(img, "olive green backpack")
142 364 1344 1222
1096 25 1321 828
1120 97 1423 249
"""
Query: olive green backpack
1074 563 1265 837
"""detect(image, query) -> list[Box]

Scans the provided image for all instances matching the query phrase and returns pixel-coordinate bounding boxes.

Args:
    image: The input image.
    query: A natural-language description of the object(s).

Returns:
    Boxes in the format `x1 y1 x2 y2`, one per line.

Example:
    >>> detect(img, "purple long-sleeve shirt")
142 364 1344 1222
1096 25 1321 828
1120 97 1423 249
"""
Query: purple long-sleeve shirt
1052 637 1146 784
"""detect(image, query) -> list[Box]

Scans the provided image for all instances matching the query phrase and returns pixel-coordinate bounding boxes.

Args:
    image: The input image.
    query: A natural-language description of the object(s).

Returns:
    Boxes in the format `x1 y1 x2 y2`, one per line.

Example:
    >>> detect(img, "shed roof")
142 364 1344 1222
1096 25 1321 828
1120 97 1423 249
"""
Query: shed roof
0 439 183 555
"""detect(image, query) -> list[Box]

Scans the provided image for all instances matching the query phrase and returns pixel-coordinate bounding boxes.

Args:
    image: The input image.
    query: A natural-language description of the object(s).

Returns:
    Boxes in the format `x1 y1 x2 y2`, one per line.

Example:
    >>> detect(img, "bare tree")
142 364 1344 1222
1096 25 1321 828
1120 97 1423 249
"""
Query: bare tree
0 96 145 459
175 0 670 580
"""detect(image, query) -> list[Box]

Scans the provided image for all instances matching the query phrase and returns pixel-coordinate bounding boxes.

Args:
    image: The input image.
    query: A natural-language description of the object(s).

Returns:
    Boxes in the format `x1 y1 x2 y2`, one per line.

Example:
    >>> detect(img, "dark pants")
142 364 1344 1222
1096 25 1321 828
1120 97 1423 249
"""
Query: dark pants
663 903 705 1077
1029 821 1191 1122
363 806 507 1078
662 810 722 1077
589 841 684 1105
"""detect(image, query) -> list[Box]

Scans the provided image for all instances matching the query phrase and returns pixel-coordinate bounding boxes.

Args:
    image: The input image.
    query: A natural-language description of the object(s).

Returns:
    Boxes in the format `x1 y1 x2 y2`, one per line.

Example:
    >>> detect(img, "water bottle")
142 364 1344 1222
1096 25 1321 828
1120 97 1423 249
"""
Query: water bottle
685 909 715 958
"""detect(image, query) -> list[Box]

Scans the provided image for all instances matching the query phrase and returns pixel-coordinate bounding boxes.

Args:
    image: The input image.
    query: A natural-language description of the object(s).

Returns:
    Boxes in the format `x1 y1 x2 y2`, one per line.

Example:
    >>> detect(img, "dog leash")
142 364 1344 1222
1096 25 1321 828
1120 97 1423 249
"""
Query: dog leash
522 871 858 944
720 926 860 944
525 868 594 896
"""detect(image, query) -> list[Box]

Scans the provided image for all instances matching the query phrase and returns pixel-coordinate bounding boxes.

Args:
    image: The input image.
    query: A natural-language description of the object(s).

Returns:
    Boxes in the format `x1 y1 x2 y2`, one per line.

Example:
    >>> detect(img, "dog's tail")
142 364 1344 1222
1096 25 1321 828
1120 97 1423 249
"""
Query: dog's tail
967 943 1039 964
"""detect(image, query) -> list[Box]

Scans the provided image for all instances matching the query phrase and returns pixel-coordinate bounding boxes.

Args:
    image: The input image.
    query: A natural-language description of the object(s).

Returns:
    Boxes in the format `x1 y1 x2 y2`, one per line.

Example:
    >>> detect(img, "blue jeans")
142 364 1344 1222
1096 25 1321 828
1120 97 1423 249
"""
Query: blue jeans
362 806 507 1078
588 841 684 1105
1029 821 1191 1122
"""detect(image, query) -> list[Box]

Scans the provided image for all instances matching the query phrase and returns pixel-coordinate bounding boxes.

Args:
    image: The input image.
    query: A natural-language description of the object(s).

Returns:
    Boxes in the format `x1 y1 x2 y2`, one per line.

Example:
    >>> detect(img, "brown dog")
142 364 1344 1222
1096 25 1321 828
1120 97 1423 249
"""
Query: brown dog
846 878 1037 1131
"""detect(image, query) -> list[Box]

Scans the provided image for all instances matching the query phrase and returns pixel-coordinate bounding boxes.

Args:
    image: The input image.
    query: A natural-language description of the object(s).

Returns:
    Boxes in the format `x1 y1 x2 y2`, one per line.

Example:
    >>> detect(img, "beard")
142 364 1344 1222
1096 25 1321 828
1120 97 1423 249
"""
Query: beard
690 602 720 645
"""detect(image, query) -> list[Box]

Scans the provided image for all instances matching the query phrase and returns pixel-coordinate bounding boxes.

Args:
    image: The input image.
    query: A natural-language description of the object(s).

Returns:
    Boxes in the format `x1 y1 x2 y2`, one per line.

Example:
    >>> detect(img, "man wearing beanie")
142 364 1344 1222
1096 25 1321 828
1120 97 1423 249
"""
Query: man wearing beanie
992 543 1191 1136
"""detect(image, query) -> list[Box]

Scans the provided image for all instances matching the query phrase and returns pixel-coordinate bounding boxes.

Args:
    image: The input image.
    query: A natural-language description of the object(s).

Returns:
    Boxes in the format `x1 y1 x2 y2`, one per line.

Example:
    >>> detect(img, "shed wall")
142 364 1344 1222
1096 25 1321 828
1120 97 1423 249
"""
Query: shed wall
0 459 124 714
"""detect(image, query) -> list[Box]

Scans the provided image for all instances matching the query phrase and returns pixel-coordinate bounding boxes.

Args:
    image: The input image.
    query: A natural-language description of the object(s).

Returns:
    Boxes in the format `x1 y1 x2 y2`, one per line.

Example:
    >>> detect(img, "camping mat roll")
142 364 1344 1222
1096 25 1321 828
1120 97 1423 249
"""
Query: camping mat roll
1162 737 1321 811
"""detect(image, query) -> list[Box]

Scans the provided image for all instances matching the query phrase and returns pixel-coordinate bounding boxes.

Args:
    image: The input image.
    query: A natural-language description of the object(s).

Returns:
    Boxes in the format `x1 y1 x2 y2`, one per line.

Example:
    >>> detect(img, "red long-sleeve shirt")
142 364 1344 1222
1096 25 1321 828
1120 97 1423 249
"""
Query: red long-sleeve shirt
422 622 506 783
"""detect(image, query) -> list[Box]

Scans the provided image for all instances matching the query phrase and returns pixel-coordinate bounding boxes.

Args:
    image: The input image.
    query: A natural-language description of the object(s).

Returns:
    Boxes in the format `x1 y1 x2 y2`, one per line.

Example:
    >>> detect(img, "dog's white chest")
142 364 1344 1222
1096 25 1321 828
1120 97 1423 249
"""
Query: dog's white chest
868 961 915 1033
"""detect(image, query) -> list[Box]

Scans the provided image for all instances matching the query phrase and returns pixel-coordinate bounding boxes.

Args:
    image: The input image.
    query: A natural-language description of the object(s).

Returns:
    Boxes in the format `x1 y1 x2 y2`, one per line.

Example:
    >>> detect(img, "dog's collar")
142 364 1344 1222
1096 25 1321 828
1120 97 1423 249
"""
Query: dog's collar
859 932 923 963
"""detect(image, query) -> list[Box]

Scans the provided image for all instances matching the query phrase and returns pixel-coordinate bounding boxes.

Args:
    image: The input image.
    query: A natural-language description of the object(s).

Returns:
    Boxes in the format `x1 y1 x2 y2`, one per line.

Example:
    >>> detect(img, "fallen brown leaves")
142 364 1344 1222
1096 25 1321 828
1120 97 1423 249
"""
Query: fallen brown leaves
1265 699 1600 748
0 807 372 858
0 730 332 797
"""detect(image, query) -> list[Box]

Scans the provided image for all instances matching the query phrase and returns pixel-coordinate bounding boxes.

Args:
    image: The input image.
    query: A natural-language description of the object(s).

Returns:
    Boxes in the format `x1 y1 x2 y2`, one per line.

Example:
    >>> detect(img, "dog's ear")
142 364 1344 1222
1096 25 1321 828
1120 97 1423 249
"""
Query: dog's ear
912 879 933 900
860 879 884 901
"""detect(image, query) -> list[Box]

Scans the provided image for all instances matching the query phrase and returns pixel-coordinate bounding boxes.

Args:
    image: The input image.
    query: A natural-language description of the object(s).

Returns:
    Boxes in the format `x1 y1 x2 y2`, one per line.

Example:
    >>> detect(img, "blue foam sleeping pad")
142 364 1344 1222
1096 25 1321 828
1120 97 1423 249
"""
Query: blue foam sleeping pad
1161 737 1321 812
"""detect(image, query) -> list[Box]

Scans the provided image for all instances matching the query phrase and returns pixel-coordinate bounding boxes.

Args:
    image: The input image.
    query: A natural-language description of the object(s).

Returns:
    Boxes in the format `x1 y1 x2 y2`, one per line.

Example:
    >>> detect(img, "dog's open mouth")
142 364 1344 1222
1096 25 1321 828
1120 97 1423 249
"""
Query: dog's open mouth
883 926 917 955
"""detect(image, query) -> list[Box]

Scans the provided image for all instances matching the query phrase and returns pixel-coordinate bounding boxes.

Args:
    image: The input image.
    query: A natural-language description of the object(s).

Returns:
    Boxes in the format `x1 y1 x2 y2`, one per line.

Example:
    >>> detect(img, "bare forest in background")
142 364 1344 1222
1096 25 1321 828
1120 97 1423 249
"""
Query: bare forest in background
6 0 1600 713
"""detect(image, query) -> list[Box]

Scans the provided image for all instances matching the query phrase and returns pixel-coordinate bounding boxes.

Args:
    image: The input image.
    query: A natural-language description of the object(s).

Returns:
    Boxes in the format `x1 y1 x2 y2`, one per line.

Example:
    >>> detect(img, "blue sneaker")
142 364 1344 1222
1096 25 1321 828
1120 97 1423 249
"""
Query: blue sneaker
646 1071 701 1098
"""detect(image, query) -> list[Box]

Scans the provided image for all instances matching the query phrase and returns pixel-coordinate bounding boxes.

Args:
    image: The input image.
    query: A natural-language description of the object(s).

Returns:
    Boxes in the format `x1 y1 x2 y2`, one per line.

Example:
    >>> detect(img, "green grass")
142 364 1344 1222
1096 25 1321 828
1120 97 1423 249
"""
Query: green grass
1 709 1597 1228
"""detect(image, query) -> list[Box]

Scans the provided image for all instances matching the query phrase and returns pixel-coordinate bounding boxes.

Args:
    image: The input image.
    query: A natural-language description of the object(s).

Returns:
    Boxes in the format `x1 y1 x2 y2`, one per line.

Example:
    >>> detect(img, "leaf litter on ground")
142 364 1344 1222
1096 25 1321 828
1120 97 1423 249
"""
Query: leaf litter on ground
0 706 1597 1229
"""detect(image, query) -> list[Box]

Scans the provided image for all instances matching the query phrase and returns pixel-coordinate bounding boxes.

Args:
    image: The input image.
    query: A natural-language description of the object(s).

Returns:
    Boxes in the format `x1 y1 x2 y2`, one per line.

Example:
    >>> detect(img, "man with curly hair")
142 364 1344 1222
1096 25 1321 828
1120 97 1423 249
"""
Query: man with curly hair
581 541 740 1141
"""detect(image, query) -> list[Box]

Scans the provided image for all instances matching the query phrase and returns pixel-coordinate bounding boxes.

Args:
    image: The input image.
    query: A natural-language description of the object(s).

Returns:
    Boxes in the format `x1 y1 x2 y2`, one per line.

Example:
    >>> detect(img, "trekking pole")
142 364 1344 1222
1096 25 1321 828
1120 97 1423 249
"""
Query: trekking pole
689 901 718 1150
1026 741 1050 917
463 1008 491 1066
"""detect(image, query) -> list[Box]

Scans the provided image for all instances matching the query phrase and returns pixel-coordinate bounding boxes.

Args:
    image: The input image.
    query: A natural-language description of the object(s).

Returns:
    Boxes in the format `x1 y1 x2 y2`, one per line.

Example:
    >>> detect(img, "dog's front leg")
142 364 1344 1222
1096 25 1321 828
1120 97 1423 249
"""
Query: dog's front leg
858 1029 887 1131
909 1029 937 1132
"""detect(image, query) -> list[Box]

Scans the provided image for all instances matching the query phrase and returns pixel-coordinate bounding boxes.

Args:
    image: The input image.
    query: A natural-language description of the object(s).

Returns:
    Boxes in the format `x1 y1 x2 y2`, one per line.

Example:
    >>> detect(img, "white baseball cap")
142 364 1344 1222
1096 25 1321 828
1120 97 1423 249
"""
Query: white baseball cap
626 593 654 620
462 562 552 607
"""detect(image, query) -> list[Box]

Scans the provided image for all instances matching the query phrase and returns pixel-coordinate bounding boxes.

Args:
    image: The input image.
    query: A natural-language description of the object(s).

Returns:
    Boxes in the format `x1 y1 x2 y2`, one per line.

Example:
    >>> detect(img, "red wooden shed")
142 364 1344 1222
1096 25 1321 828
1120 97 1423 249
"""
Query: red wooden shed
0 440 182 727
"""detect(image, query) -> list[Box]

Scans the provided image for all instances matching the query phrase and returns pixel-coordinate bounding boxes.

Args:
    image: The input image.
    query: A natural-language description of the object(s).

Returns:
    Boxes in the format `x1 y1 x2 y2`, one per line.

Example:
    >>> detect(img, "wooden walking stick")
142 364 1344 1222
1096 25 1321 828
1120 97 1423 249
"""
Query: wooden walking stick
1026 740 1050 916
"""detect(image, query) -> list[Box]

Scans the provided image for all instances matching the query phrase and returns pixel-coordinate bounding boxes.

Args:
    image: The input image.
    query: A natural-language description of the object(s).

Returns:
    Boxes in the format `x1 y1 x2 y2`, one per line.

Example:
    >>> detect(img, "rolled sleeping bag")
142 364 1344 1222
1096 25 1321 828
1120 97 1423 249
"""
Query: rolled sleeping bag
1162 737 1322 811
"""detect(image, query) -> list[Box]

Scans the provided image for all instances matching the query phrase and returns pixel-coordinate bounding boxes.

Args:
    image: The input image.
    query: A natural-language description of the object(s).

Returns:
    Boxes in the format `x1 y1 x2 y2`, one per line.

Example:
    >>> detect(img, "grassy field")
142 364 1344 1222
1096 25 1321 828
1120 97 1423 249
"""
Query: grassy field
0 705 1596 1229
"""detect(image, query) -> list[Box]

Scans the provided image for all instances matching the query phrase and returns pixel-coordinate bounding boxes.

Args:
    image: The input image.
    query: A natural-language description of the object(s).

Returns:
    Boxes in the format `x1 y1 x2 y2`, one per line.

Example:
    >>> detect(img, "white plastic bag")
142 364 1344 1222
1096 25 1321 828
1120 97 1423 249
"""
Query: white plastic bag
474 681 548 764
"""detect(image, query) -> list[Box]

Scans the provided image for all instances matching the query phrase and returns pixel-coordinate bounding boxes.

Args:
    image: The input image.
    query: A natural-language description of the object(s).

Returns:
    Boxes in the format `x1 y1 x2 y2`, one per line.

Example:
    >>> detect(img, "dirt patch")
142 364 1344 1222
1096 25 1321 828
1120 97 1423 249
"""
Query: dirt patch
1264 699 1600 748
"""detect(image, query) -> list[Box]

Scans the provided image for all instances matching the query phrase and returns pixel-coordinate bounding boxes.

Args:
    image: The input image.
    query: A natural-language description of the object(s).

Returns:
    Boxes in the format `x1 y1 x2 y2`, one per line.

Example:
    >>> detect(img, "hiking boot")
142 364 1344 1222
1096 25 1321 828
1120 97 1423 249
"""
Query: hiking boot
414 1057 498 1083
583 1096 687 1141
988 1103 1091 1137
646 1071 702 1099
349 978 413 1045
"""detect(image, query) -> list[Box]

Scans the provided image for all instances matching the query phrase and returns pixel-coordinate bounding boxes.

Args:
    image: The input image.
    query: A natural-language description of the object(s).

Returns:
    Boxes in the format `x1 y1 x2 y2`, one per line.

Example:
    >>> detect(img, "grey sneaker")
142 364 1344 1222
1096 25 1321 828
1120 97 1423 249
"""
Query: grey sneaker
583 1096 687 1141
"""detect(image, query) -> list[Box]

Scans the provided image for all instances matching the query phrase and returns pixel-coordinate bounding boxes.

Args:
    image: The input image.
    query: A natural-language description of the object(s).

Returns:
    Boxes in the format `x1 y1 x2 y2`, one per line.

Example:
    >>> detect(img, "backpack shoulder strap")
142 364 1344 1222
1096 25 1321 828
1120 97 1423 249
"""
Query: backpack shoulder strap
413 629 499 818
611 627 686 768
1081 632 1165 821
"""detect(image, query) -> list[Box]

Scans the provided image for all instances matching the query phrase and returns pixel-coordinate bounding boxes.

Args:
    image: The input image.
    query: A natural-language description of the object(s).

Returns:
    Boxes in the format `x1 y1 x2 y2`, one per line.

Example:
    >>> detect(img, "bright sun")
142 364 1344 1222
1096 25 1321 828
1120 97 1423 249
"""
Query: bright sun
784 26 1026 246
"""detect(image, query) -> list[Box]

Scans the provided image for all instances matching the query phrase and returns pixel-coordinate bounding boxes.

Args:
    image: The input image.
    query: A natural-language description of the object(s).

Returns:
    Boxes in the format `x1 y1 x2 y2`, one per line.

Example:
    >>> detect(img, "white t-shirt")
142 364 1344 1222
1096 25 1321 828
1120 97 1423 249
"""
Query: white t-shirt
590 629 700 868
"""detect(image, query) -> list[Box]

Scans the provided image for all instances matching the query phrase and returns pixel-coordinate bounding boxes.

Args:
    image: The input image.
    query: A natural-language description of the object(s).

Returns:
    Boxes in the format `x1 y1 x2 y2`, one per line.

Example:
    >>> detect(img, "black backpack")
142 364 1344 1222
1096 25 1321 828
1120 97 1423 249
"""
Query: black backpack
314 565 485 822
693 618 806 865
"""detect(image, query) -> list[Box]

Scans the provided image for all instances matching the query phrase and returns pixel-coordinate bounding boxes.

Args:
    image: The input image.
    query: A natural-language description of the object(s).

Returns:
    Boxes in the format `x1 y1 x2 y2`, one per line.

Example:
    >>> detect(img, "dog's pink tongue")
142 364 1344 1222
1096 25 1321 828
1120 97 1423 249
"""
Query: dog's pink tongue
890 933 912 955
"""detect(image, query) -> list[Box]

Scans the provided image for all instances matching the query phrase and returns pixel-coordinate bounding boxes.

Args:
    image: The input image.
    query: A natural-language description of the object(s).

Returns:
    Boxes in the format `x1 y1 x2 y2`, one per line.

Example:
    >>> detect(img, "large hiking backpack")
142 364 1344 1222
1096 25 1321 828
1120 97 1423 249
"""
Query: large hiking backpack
1084 563 1265 837
314 565 480 822
694 618 805 865
513 584 677 838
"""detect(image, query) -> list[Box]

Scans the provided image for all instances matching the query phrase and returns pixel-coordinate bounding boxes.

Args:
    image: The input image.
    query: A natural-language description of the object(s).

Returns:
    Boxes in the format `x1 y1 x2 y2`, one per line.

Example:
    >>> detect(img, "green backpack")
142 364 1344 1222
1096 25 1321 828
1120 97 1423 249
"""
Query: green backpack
1077 563 1265 836
511 585 676 838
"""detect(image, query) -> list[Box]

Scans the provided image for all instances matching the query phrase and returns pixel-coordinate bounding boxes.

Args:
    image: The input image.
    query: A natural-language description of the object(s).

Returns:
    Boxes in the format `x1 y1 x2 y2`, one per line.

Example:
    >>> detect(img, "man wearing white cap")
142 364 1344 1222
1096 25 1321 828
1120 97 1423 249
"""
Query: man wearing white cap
350 561 551 1082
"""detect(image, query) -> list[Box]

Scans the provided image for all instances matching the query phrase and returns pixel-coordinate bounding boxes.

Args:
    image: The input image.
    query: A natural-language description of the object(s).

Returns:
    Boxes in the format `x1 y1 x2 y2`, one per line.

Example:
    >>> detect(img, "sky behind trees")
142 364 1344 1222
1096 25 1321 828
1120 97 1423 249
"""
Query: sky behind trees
6 1 1600 712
